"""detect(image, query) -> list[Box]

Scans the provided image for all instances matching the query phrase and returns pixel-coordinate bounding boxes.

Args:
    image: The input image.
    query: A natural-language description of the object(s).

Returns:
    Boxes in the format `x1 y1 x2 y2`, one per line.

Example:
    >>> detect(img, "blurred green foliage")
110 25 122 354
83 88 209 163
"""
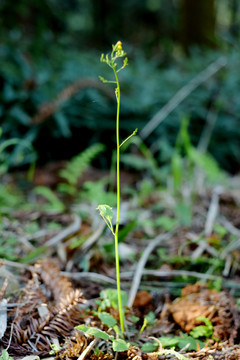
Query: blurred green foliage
0 0 240 173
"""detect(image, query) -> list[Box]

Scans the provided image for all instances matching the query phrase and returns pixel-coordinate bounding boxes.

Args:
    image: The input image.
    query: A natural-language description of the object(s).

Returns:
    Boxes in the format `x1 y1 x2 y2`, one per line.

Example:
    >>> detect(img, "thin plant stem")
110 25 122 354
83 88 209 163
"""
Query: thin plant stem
98 42 130 337
113 66 125 335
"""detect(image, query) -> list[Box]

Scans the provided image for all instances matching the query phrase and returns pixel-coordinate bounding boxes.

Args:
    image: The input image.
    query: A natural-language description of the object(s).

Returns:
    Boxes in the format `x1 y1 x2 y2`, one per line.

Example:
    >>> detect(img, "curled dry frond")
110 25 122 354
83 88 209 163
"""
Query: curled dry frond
1 259 85 356
35 258 73 303
60 329 89 359
169 282 239 344
127 345 142 360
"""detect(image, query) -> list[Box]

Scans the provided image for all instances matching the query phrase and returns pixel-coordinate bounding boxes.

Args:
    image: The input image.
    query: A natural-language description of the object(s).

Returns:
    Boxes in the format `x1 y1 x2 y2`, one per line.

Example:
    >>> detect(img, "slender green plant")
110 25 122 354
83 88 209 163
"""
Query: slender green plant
97 41 137 335
0 127 36 179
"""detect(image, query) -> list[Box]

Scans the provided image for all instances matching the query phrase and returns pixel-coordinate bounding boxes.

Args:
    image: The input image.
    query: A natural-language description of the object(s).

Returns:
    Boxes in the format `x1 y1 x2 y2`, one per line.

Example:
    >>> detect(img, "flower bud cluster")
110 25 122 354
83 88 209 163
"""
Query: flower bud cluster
100 41 128 74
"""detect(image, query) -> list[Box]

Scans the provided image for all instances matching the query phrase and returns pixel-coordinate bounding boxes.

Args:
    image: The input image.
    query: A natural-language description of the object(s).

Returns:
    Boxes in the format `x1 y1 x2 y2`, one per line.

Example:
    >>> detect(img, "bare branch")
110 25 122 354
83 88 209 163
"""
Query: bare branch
140 57 226 140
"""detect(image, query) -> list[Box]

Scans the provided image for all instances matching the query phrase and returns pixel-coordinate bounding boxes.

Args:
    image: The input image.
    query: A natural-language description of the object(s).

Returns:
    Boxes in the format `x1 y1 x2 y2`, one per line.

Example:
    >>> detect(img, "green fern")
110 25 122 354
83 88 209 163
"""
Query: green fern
58 143 105 195
34 186 65 212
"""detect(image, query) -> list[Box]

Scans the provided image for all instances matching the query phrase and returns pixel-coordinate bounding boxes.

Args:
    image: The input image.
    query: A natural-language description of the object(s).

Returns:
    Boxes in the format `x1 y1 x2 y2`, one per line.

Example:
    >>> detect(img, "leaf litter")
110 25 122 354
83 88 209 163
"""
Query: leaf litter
1 170 240 359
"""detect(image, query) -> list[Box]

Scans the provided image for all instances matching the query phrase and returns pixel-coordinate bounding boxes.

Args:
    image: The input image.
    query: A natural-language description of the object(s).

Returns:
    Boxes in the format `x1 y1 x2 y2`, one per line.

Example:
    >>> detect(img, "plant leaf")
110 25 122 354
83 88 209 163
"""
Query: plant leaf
158 337 179 348
100 289 128 309
141 341 158 353
112 339 130 352
75 325 110 340
97 204 113 219
190 316 213 339
176 335 205 351
163 349 189 360
34 186 65 212
97 204 114 233
98 312 117 328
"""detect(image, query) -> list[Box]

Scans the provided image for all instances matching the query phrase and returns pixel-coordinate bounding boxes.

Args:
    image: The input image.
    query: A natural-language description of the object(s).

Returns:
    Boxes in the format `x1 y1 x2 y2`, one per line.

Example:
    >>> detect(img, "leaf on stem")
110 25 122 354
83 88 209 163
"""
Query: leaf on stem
119 128 138 148
99 76 116 84
75 325 111 341
98 312 117 328
112 339 130 352
97 204 115 235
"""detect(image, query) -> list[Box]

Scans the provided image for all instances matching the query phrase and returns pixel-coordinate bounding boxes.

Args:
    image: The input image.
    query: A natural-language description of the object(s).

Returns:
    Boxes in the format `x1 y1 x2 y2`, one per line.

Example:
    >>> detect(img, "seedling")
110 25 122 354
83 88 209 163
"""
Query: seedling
142 333 205 353
146 338 189 360
190 316 213 339
97 41 137 335
0 350 13 360
96 288 128 313
76 324 130 352
49 343 61 355
137 311 155 341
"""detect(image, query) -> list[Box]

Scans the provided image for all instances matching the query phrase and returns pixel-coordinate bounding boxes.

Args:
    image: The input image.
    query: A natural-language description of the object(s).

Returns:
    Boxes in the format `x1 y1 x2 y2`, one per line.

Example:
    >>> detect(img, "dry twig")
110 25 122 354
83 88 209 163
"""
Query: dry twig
46 213 81 246
140 57 226 139
31 78 114 124
127 230 177 308
77 338 100 360
62 271 116 285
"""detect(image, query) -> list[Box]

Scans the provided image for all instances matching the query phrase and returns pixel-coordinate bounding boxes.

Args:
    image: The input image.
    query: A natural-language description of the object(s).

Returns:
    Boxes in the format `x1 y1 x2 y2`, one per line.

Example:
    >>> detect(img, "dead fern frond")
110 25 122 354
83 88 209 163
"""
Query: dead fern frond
60 329 88 359
13 273 47 323
36 259 73 304
58 288 84 311
90 352 114 360
1 258 85 357
42 289 85 338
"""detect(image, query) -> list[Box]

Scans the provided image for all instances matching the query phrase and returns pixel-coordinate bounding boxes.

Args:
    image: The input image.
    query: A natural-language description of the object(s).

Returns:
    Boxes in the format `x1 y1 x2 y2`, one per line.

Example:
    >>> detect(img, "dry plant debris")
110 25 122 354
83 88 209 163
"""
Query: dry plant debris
2 268 240 360
1 259 86 357
1 182 240 359
168 282 239 344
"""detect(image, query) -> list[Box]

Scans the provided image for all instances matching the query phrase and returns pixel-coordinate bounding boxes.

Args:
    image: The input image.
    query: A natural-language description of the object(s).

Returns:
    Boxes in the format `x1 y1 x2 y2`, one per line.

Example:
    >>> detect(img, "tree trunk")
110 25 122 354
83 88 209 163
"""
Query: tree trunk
229 0 240 38
181 0 216 52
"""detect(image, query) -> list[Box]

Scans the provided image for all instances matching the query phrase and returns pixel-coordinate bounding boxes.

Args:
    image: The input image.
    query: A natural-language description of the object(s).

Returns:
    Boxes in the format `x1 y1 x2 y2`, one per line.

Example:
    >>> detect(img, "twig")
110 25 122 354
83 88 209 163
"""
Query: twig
80 220 106 252
220 216 240 236
28 228 59 241
31 78 114 124
1 230 36 251
77 338 99 360
222 255 232 277
63 267 220 288
191 187 222 260
62 271 116 285
5 322 14 351
0 259 33 270
45 213 81 246
205 186 223 236
143 269 217 280
195 103 219 191
17 236 36 251
127 230 177 308
140 57 226 140
122 269 218 281
220 238 240 259
197 104 218 153
191 240 219 260
0 302 27 310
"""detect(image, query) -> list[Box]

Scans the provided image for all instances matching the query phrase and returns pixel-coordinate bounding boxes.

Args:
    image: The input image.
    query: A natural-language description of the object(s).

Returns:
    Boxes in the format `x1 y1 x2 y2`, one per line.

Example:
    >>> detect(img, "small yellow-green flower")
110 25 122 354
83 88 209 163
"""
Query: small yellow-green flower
116 41 122 50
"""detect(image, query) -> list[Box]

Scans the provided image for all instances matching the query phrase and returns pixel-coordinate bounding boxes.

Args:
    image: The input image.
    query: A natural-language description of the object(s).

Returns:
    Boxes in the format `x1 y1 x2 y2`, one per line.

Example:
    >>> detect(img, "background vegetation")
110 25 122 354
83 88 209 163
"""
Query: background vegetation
1 3 240 358
0 0 240 173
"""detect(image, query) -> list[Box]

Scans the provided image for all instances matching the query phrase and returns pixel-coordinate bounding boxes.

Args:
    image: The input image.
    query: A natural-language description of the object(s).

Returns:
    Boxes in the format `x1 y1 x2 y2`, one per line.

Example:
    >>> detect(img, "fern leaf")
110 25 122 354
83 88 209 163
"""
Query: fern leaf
59 143 105 188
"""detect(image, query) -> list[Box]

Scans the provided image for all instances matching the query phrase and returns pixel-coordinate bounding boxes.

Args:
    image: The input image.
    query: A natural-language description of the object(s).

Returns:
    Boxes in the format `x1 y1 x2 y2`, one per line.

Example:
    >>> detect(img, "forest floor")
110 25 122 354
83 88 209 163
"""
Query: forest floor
1 164 240 360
